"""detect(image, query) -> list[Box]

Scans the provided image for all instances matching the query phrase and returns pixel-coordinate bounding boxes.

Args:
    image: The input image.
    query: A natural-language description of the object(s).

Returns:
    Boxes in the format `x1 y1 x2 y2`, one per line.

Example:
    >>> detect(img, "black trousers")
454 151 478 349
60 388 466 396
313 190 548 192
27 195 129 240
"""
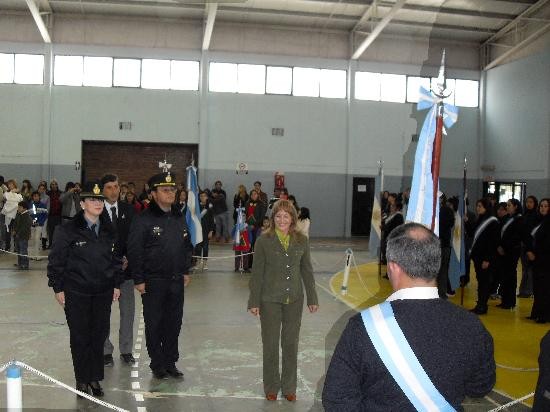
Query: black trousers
500 253 520 307
64 288 112 383
532 267 550 321
47 215 62 247
437 246 451 298
142 278 184 371
474 259 493 311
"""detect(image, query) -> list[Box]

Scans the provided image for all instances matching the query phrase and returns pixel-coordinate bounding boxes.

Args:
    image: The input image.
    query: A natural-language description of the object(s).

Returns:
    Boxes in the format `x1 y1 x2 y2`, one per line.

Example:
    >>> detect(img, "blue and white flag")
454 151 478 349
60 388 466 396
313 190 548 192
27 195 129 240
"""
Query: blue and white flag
448 195 466 290
369 172 383 259
186 165 203 247
406 87 458 236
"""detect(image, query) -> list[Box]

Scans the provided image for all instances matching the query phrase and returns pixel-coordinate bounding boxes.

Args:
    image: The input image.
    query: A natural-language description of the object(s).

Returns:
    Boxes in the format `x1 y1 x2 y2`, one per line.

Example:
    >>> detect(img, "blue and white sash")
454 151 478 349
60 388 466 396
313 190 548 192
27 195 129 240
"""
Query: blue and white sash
469 216 498 254
361 302 456 412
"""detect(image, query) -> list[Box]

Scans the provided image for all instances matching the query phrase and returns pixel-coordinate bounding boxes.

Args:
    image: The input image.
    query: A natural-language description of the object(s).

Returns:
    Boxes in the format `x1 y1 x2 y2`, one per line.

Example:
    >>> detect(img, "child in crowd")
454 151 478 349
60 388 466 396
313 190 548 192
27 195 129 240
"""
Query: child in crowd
13 201 32 270
29 191 48 253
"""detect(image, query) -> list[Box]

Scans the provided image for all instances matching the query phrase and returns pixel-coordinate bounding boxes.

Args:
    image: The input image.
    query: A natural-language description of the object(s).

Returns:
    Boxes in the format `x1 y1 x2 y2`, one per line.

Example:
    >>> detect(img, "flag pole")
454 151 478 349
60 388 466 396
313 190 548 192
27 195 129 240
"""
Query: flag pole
460 155 467 306
378 159 384 278
430 50 448 232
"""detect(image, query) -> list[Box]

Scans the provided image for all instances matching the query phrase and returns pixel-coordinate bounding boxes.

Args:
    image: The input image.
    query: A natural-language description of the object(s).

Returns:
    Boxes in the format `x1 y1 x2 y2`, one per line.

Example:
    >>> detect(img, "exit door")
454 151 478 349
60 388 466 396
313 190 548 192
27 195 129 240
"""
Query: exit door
351 177 375 236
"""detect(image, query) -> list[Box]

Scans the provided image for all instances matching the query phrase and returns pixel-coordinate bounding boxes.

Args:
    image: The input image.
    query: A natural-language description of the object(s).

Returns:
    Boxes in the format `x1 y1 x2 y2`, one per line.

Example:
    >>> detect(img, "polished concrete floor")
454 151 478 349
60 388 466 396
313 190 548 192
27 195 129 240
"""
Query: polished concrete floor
0 238 536 411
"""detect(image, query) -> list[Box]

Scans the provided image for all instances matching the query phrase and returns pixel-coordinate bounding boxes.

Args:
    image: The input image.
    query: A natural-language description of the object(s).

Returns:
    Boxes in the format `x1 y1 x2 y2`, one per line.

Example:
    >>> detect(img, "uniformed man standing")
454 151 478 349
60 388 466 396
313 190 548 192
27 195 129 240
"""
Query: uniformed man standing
127 172 193 379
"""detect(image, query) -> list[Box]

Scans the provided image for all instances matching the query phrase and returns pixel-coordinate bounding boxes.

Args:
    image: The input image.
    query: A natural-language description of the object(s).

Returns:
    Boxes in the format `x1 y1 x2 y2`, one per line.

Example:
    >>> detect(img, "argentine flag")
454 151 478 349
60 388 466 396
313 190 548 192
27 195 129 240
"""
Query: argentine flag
406 87 458 235
369 172 383 259
186 165 203 246
448 195 466 290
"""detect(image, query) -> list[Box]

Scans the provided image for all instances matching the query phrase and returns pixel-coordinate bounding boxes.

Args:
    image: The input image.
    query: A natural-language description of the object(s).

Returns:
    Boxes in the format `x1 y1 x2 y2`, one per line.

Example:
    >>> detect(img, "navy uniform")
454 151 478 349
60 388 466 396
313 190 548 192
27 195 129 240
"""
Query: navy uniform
127 172 193 378
47 181 122 397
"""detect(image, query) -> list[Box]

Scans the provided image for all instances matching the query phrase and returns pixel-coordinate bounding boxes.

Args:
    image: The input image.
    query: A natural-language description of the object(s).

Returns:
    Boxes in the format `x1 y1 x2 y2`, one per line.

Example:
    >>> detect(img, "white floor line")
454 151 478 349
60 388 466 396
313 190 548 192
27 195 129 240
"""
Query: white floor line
134 353 141 359
137 407 147 412
132 362 139 368
131 382 140 390
131 371 138 378
134 393 144 402
134 344 142 350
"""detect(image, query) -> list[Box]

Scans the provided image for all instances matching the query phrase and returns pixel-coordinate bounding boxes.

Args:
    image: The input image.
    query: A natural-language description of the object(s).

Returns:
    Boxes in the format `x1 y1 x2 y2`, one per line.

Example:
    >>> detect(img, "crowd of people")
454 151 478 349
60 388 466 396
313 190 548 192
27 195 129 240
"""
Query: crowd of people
2 172 549 408
379 187 550 323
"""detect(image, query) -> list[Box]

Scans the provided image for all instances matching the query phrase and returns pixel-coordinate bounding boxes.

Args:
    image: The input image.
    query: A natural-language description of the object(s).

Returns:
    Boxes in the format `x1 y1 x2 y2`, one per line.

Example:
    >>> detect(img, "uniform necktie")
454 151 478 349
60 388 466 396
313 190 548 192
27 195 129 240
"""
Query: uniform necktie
91 223 98 238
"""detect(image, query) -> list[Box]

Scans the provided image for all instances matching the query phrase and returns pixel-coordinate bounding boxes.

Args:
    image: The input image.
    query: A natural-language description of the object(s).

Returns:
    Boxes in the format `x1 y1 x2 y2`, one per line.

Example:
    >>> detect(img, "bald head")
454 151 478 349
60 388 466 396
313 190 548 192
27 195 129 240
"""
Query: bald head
386 222 441 281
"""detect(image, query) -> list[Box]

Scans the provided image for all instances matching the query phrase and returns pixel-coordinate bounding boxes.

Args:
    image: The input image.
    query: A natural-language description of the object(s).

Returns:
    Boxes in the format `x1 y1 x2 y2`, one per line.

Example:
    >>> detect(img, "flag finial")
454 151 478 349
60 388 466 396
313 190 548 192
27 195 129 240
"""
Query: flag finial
158 155 172 174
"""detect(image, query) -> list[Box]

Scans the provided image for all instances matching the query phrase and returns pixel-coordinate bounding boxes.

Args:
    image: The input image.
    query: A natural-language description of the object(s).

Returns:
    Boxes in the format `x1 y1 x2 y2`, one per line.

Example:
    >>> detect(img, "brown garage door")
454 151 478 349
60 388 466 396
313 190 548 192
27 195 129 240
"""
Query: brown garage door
81 141 198 192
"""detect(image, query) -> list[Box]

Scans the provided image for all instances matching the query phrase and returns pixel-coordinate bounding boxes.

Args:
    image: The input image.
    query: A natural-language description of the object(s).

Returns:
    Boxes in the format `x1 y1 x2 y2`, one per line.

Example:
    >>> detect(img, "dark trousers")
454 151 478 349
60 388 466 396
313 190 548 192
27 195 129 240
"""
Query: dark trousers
141 278 184 371
16 239 29 268
260 299 304 396
500 253 520 307
532 268 550 321
195 239 210 258
64 288 112 383
519 249 534 295
47 215 62 247
474 259 493 311
437 246 451 298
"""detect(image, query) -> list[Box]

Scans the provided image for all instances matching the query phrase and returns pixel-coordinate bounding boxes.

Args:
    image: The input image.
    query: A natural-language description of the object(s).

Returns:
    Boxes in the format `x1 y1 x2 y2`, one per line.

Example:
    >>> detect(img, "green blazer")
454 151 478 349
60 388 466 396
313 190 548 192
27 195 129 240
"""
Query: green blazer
248 231 318 308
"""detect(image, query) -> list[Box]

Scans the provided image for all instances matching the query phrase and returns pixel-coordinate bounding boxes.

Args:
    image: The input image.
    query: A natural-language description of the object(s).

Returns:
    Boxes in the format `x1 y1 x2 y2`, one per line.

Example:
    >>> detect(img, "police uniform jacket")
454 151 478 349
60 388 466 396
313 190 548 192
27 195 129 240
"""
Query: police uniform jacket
127 200 193 285
248 231 318 308
101 201 134 279
47 210 122 294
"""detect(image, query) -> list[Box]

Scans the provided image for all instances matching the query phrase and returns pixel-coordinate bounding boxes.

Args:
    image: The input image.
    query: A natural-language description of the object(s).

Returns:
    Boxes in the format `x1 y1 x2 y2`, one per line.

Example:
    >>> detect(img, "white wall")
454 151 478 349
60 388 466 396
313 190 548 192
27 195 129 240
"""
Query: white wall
482 47 550 197
0 42 482 236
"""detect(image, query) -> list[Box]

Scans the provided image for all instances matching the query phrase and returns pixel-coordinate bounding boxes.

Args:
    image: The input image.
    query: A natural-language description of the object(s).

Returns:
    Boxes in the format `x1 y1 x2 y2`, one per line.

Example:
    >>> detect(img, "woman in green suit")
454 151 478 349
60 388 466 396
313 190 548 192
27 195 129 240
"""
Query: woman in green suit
248 199 319 402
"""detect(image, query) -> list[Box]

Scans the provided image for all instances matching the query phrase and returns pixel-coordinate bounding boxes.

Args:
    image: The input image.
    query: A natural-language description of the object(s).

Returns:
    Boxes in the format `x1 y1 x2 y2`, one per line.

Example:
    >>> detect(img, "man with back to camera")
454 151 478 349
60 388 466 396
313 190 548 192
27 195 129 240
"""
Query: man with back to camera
101 174 136 367
322 222 495 411
127 171 193 379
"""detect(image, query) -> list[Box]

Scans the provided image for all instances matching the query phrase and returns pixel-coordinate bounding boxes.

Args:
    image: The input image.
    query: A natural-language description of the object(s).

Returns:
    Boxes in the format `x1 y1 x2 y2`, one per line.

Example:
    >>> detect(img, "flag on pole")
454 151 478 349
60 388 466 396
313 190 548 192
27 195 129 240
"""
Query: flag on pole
233 205 251 251
186 164 203 247
369 164 383 259
448 194 466 290
405 86 458 235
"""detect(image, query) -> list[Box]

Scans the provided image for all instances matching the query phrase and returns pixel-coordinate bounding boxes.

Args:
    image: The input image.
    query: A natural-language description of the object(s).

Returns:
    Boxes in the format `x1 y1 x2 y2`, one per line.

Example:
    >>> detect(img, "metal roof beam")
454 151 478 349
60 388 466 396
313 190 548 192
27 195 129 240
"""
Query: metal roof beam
483 0 549 45
25 0 52 43
484 22 550 69
352 0 377 32
202 2 217 51
351 0 406 59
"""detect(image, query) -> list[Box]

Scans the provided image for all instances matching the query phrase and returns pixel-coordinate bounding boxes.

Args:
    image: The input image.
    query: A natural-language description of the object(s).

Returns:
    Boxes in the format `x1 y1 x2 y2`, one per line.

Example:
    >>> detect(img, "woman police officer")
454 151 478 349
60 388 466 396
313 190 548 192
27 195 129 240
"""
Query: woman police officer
47 181 122 397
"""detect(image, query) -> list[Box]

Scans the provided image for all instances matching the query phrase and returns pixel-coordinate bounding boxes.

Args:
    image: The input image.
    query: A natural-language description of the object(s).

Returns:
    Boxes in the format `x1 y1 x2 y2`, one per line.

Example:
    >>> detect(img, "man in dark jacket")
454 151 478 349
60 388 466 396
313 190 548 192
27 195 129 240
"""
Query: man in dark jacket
323 223 495 411
127 172 193 379
101 174 136 367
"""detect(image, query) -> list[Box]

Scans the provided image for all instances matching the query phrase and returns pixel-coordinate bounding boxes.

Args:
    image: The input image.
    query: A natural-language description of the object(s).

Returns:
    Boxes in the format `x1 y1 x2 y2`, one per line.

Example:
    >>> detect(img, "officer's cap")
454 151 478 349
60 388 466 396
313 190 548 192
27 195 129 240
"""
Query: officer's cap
148 172 176 190
80 181 105 200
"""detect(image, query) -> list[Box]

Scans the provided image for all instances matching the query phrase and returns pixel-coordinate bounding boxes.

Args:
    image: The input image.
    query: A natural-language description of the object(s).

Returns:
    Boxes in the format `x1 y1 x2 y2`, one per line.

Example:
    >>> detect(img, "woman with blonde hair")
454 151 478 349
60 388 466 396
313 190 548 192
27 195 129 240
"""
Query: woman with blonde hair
233 184 249 223
248 199 318 402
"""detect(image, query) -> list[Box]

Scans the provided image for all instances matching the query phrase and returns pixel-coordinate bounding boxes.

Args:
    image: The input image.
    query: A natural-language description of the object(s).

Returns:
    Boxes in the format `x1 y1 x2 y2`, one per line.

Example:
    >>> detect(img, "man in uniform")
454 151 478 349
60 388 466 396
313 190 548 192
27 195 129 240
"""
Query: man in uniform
323 223 495 411
127 172 193 379
101 174 136 366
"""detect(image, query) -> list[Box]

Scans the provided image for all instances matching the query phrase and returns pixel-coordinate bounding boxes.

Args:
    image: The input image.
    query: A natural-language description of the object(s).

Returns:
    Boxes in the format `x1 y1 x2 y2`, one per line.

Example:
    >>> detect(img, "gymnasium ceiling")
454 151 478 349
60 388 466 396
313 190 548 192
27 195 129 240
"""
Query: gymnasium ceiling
1 0 549 67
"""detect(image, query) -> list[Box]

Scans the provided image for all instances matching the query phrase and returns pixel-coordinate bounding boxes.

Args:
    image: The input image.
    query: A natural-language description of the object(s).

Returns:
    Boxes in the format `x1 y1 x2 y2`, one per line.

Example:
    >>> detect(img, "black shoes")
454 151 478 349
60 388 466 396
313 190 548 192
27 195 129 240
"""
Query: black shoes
166 366 184 378
470 307 487 315
104 354 114 367
76 382 89 398
152 368 169 379
89 381 104 397
120 353 136 364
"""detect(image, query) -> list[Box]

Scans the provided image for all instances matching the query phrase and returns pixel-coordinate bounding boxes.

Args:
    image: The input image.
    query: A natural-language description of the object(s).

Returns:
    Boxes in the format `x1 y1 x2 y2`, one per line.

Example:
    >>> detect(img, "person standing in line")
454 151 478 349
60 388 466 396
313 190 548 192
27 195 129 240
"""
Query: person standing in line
253 181 269 208
248 199 319 402
37 183 50 250
437 193 455 298
518 195 539 297
468 198 500 315
1 179 23 251
526 198 550 323
127 171 193 379
60 182 81 222
47 181 122 397
194 190 215 271
101 174 136 367
496 198 523 309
